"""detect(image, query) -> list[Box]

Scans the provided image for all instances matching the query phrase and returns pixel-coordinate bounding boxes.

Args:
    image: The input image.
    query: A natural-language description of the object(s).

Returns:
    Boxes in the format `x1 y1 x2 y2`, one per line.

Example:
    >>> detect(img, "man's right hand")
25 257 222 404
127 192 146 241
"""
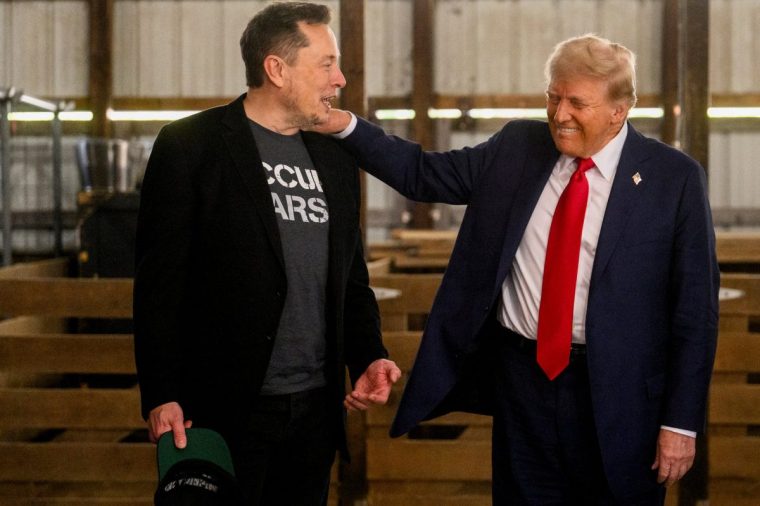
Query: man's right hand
310 108 353 135
147 401 193 448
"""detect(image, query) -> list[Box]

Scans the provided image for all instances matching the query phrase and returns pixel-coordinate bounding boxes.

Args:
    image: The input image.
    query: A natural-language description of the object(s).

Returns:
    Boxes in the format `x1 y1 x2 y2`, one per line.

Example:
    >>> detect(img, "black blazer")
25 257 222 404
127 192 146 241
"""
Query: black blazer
134 95 386 453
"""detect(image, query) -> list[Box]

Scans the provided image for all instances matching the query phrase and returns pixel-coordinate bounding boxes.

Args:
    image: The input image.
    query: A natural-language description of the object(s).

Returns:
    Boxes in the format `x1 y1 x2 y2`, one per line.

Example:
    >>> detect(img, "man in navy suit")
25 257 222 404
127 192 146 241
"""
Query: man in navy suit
316 34 718 504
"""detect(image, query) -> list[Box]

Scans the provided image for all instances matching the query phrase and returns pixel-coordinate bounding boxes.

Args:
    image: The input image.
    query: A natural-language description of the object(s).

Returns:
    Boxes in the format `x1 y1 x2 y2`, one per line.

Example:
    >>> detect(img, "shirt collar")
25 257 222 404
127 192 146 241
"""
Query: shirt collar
556 122 628 182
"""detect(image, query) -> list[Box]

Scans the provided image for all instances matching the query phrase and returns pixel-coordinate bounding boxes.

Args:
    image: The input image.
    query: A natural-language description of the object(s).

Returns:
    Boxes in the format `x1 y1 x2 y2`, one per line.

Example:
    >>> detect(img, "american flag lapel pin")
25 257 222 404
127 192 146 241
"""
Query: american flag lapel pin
632 172 642 186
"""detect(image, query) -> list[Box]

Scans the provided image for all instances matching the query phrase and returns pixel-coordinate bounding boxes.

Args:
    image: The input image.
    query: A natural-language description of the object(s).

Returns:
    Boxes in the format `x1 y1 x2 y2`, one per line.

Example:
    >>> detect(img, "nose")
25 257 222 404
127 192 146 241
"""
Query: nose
552 99 571 123
333 66 347 89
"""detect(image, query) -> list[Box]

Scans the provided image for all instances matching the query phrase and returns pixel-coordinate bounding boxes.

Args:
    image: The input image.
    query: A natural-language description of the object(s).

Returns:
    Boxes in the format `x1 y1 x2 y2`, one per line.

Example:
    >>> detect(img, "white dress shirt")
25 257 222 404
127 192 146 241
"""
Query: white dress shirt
494 123 694 438
497 123 626 345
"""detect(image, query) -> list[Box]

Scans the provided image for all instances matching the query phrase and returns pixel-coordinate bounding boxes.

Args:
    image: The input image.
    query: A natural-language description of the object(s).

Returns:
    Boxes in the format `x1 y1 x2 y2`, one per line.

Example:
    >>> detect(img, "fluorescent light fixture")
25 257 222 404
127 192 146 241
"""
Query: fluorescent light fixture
60 111 94 121
107 109 199 121
371 107 760 120
468 108 546 119
18 94 59 112
429 108 463 119
6 107 760 123
375 109 415 120
7 111 93 122
8 111 55 121
708 107 760 118
629 108 664 119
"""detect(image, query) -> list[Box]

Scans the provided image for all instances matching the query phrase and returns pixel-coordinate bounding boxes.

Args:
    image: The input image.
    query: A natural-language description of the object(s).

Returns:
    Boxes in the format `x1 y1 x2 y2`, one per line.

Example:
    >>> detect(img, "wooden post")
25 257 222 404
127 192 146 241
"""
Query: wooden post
89 0 113 138
409 0 434 229
675 2 710 505
340 0 368 245
338 3 369 503
680 0 710 171
660 0 680 146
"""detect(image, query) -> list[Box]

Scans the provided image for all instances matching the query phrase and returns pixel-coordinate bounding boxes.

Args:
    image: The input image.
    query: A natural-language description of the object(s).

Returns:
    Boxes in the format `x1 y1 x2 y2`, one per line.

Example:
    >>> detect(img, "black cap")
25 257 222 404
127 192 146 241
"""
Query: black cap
154 428 243 505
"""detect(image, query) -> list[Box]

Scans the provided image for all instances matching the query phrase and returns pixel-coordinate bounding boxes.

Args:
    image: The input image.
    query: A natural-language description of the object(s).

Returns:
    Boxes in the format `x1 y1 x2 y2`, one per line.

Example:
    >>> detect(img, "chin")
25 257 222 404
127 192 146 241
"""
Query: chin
553 139 577 156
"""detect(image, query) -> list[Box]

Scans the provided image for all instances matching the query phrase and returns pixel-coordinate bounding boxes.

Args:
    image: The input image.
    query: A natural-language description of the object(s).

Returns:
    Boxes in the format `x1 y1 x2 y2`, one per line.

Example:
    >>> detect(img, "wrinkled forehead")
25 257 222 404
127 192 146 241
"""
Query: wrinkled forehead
546 74 611 99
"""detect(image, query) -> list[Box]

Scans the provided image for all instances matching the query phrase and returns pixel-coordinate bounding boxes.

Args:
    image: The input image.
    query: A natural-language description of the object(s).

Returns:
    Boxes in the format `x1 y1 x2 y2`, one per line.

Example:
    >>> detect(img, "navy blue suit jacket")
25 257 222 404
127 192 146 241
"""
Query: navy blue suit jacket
340 117 719 497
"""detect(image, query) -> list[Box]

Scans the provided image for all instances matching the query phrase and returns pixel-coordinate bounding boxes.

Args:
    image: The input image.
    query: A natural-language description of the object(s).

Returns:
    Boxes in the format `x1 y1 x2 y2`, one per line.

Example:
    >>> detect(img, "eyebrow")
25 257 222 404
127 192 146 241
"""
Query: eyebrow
547 91 592 104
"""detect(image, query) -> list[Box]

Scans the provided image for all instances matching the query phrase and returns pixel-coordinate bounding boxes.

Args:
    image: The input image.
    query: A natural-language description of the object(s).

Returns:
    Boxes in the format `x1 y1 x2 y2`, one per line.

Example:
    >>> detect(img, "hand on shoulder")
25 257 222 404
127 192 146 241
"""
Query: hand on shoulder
308 108 353 135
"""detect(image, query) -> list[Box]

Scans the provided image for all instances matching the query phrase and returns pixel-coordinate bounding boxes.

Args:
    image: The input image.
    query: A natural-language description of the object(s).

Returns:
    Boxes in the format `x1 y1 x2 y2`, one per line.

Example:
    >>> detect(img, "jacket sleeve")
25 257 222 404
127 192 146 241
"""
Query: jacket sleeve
133 125 195 419
339 116 502 205
662 162 720 432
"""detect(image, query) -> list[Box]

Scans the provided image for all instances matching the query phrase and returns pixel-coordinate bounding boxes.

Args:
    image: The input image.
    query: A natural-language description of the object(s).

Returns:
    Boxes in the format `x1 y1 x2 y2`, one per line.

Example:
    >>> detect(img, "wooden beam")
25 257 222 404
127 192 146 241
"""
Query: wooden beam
714 332 760 373
716 232 760 263
0 443 153 481
0 334 135 373
660 0 679 145
371 274 442 315
0 278 133 318
709 384 760 425
710 437 760 480
408 0 434 229
712 93 760 106
366 439 491 481
662 4 710 503
339 2 366 117
111 96 230 111
338 1 368 501
0 389 142 429
88 0 114 138
680 0 710 170
0 258 69 279
340 0 368 245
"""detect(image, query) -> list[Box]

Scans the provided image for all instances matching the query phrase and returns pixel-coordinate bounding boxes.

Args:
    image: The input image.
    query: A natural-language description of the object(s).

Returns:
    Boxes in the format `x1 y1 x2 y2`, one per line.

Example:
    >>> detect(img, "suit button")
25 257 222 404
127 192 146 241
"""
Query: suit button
265 335 273 341
275 291 282 298
483 306 490 313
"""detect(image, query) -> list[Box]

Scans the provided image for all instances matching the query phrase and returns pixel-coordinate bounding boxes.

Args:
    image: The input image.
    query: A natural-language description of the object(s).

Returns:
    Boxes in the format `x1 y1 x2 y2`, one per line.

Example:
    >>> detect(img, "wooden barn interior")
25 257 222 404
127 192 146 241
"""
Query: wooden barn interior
1 0 759 504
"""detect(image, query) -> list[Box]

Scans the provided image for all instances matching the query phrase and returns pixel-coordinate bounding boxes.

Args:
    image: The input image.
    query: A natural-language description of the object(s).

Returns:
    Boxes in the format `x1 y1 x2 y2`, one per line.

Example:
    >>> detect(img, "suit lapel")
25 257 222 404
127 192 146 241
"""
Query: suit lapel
589 123 650 290
493 135 560 298
221 95 286 271
301 132 354 294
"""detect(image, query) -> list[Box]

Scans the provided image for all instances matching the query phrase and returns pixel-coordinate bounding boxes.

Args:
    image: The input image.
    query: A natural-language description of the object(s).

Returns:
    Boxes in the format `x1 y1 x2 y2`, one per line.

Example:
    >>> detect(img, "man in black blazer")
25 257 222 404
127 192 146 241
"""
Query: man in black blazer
133 3 400 505
317 34 718 504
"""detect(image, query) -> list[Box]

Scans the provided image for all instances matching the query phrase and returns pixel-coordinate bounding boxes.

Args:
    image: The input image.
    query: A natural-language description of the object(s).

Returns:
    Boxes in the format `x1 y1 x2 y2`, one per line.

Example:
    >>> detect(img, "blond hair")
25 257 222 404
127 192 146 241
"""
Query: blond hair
544 34 637 108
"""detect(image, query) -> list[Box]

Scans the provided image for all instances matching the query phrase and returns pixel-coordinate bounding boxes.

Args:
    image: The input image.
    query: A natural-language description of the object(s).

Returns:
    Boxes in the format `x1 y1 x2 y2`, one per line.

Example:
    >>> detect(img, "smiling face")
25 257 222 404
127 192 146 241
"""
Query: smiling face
546 75 628 159
280 22 346 130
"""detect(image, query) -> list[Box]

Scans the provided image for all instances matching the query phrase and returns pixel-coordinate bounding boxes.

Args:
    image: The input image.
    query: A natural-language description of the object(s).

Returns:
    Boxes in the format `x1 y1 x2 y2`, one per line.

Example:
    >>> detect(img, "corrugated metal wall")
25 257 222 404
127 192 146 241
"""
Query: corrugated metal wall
3 0 759 100
0 0 89 96
1 0 760 249
111 0 337 97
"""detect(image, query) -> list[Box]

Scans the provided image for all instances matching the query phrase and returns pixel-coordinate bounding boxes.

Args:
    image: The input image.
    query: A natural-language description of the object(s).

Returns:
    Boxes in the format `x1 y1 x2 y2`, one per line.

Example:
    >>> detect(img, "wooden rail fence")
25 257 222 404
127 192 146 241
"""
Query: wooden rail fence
1 247 758 505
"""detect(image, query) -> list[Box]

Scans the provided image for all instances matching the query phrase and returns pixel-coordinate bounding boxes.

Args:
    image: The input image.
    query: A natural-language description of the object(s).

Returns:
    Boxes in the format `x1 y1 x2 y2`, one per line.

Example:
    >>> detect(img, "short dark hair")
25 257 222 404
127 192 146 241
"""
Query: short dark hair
240 2 331 88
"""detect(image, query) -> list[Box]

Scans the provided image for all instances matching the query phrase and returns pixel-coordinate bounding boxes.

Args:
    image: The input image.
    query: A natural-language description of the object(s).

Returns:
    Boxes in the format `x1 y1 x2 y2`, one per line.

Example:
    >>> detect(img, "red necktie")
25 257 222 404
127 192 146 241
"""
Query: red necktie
537 157 595 380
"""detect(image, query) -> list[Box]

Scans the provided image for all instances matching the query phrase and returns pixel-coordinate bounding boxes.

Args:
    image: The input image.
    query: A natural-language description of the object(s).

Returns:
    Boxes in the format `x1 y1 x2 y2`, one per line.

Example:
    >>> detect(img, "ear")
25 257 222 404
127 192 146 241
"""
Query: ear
263 55 287 88
611 101 629 125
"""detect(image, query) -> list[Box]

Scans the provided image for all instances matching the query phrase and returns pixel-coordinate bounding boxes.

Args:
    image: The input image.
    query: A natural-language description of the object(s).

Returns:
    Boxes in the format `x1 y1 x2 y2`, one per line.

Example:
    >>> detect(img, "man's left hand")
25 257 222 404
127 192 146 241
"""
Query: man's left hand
344 358 402 411
651 428 696 487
